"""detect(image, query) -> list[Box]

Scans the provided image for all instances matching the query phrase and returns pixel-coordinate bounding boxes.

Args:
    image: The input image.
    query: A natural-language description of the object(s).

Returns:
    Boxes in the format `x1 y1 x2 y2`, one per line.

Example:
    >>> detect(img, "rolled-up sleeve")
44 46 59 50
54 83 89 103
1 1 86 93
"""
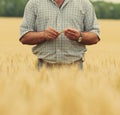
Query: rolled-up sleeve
20 0 36 40
83 1 100 39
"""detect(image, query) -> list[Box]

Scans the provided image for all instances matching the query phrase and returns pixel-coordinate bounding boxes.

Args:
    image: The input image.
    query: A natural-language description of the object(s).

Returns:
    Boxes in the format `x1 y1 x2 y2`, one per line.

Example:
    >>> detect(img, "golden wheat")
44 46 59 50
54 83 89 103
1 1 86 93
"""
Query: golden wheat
0 18 120 115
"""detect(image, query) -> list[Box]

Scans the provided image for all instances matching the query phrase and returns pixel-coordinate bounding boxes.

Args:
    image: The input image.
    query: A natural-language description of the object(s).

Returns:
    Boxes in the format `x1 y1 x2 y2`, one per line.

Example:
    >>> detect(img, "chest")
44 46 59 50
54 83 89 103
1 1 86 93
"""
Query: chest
54 0 65 7
34 0 85 31
35 0 84 17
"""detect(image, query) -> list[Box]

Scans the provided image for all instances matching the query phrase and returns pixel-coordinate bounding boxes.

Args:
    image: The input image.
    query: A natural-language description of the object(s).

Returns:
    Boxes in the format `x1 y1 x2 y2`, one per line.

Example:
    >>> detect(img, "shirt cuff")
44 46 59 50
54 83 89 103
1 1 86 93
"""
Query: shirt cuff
90 30 100 41
19 30 34 41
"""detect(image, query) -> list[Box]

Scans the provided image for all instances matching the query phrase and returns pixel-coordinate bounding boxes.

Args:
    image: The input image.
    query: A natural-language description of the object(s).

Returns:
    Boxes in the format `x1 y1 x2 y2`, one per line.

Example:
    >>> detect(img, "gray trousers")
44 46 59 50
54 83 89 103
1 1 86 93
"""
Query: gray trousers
37 59 83 70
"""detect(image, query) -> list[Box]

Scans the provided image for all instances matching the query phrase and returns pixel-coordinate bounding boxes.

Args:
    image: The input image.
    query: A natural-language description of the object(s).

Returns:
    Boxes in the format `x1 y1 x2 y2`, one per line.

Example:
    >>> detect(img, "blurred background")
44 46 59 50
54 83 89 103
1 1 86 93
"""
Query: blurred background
0 0 120 19
0 1 120 115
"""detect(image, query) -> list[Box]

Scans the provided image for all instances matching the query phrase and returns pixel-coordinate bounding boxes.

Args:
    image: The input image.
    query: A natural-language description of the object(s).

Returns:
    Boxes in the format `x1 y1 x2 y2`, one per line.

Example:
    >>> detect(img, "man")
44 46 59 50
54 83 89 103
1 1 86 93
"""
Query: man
20 0 100 69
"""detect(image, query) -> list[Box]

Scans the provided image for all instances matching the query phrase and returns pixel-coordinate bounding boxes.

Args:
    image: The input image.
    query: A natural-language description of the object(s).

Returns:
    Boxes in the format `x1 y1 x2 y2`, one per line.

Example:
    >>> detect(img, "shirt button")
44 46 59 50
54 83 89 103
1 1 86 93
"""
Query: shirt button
57 49 60 52
58 23 61 26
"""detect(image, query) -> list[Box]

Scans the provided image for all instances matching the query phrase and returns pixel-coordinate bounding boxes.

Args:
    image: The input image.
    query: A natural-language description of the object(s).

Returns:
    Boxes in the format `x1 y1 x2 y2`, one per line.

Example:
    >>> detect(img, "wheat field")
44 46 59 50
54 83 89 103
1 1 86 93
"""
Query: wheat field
0 18 120 115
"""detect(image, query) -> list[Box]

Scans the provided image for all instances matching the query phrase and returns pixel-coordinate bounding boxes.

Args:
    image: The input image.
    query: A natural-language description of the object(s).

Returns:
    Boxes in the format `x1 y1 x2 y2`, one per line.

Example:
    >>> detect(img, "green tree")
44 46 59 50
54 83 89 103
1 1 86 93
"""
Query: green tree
92 1 120 19
0 0 120 19
0 0 28 17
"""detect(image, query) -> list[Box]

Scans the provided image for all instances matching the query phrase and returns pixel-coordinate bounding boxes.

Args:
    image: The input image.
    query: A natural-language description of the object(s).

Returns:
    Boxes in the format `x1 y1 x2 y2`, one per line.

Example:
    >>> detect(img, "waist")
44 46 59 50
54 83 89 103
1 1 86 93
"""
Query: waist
32 42 87 63
38 59 83 69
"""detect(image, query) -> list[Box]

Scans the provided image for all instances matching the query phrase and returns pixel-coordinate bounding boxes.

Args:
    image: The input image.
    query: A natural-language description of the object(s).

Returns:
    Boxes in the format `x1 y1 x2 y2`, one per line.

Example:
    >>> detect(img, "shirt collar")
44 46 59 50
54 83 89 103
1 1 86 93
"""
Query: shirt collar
50 0 67 1
50 0 70 3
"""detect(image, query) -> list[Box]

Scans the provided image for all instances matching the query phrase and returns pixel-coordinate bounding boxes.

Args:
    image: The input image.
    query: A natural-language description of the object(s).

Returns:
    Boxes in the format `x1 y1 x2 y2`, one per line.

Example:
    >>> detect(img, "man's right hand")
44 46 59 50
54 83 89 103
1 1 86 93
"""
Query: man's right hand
44 27 60 40
20 27 60 45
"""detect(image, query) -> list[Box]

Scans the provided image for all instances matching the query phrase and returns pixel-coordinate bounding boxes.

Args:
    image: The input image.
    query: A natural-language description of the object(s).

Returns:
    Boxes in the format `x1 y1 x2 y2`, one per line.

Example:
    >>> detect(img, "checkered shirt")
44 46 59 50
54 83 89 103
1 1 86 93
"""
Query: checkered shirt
20 0 100 64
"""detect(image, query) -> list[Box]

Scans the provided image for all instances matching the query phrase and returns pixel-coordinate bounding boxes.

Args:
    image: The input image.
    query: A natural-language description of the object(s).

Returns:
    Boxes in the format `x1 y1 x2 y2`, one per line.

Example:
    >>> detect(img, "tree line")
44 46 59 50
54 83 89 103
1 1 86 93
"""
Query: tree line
92 1 120 19
0 0 28 17
0 0 120 19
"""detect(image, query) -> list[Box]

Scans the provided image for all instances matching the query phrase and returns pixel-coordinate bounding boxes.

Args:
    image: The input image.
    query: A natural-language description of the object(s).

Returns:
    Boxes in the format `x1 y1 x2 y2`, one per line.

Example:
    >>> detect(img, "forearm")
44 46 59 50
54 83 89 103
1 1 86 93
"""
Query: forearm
20 27 60 45
80 32 100 45
20 31 46 45
64 28 100 45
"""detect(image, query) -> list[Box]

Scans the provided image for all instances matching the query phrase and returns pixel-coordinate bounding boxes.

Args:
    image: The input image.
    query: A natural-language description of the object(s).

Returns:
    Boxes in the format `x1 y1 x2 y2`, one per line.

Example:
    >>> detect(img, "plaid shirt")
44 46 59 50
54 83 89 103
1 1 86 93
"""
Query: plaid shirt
20 0 100 64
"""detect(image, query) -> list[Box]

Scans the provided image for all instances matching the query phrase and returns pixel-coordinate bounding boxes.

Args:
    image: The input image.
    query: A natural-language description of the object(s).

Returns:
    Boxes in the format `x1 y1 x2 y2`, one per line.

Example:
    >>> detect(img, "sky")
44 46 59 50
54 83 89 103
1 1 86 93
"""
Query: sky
93 0 120 3
105 0 120 3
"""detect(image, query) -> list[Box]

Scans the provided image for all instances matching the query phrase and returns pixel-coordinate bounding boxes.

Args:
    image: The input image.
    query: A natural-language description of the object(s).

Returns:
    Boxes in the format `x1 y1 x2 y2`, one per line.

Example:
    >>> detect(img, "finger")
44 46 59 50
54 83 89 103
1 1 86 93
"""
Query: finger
65 33 76 40
67 28 78 33
46 30 58 36
64 31 76 37
65 31 77 38
47 33 59 40
66 29 81 39
47 34 57 39
45 31 58 38
48 27 60 35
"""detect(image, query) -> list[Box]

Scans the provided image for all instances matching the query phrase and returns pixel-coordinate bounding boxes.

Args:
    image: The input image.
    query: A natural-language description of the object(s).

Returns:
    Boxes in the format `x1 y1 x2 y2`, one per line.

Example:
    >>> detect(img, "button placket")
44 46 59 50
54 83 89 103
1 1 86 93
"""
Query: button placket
56 10 63 62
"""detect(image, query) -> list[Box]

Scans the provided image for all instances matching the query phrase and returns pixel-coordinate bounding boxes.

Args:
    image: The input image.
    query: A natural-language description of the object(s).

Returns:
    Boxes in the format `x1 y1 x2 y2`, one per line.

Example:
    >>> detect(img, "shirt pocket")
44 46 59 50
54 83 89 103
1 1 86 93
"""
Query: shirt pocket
73 9 85 27
64 7 85 29
69 40 85 51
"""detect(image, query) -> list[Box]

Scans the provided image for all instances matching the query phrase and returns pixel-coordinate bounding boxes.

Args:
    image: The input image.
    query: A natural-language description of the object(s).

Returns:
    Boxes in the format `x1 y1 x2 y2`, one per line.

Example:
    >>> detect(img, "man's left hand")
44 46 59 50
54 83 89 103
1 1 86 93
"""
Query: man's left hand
64 28 80 41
